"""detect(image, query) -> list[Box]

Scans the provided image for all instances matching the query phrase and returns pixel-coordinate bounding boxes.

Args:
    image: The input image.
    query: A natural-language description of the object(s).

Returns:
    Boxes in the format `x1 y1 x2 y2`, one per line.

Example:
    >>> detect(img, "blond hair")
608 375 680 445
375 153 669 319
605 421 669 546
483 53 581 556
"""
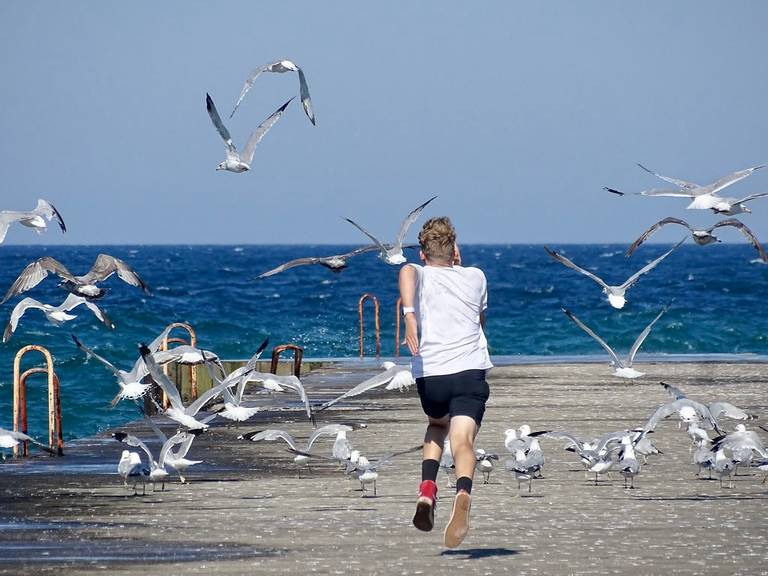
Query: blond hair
418 217 456 262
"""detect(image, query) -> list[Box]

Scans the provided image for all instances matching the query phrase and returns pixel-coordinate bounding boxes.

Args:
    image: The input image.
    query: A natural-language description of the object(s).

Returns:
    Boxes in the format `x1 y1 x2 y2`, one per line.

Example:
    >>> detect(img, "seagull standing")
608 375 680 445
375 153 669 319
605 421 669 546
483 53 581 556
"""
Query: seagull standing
2 254 150 304
562 306 669 379
229 59 315 125
4 294 113 343
618 436 641 489
207 93 293 173
0 199 66 244
344 196 437 265
544 241 683 308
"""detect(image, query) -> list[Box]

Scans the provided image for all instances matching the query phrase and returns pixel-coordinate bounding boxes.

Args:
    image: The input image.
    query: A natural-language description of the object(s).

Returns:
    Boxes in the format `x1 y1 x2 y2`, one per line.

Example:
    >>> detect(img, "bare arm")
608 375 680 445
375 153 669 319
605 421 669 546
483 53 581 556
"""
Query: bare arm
398 265 419 355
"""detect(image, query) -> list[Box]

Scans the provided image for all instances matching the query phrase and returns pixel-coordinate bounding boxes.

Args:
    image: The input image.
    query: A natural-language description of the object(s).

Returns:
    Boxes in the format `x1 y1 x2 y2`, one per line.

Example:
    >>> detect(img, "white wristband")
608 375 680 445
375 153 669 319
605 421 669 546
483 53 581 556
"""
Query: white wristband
402 306 415 315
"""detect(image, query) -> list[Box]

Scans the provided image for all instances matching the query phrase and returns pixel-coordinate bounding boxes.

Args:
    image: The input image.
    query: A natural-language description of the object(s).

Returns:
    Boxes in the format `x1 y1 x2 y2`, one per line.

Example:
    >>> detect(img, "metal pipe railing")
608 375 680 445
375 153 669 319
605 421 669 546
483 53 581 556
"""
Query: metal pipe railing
13 345 63 457
394 297 402 357
358 293 381 358
270 344 304 376
160 322 198 407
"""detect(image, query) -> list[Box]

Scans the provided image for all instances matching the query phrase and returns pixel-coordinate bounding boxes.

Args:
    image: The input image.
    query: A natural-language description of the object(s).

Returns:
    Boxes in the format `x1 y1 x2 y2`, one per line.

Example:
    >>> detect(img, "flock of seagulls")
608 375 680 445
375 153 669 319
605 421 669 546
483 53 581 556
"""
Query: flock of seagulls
544 160 768 377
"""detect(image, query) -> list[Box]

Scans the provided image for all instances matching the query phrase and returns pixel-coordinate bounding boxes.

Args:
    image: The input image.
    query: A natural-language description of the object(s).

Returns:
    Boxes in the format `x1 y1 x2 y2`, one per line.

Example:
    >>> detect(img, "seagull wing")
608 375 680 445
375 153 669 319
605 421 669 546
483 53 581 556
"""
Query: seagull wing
3 298 45 343
731 191 768 205
59 294 114 329
627 306 668 365
158 431 193 466
562 308 622 367
139 343 185 411
644 399 720 435
144 415 169 444
660 381 687 400
371 445 423 469
626 217 691 257
2 257 74 303
240 97 294 166
71 334 124 379
258 257 321 278
234 338 270 402
186 377 237 416
306 424 353 450
708 402 755 421
117 432 155 463
709 219 768 262
620 238 684 290
343 218 387 251
206 93 238 157
544 247 609 290
316 366 399 411
297 66 315 126
636 163 700 191
708 163 766 195
0 427 56 455
396 196 437 249
247 429 298 450
81 254 150 293
603 187 693 198
33 199 67 232
712 430 767 457
228 63 270 118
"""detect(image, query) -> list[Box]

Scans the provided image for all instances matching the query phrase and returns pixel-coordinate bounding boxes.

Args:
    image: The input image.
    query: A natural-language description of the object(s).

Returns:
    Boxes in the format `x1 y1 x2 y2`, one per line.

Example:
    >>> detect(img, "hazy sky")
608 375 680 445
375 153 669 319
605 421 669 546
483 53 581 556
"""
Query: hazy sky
1 1 767 245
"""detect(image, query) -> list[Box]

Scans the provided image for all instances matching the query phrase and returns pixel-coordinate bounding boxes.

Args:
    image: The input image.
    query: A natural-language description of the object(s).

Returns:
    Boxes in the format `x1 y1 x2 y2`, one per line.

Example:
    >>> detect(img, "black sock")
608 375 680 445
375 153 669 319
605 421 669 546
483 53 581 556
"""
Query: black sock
456 476 473 494
421 459 440 482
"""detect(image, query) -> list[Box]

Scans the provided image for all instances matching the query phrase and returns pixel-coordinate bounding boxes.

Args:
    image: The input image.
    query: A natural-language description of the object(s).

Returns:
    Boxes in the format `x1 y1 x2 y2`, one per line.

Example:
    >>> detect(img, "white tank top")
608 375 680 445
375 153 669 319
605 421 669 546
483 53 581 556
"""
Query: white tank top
408 263 493 378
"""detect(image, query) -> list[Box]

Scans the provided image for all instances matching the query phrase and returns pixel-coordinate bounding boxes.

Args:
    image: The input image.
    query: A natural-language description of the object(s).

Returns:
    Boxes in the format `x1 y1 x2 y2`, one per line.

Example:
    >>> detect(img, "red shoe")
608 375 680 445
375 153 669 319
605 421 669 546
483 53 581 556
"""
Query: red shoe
412 480 438 532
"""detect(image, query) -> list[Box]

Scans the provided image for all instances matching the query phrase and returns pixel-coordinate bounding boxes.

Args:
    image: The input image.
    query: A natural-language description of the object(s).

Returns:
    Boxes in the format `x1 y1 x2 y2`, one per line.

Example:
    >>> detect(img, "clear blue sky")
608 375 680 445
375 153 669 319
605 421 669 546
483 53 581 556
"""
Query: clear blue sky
1 1 766 245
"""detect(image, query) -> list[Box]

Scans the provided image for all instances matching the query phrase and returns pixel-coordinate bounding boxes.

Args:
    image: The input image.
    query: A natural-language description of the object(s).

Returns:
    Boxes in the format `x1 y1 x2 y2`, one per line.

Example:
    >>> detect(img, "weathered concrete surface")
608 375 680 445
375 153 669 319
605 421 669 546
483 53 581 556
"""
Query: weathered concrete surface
1 361 767 575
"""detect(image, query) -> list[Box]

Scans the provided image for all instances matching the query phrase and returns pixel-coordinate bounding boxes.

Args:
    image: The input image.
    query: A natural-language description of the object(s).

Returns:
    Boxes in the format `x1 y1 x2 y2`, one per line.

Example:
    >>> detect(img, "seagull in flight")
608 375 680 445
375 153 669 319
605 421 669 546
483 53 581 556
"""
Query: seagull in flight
315 362 414 412
626 217 768 261
0 199 66 244
707 192 768 215
71 326 174 407
0 427 57 460
660 382 757 422
545 241 683 309
229 59 315 126
207 93 293 173
562 306 668 379
344 196 437 265
258 245 381 278
4 294 113 343
2 254 150 304
605 162 766 209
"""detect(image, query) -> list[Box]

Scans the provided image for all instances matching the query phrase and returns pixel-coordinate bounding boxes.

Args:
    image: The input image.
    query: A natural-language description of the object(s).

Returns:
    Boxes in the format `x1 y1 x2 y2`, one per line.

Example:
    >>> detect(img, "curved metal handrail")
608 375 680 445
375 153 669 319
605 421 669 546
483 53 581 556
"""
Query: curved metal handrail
270 344 304 376
358 293 381 358
13 345 63 457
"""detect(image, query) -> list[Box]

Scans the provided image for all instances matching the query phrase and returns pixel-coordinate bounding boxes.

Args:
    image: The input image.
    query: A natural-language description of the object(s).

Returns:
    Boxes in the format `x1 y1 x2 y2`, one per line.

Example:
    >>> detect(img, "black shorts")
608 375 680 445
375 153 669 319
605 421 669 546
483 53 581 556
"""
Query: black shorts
416 369 490 426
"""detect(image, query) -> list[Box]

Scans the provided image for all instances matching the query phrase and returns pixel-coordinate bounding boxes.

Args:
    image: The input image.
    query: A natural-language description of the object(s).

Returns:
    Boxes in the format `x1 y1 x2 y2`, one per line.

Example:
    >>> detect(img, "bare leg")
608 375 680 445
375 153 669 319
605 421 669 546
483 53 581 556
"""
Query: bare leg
423 415 449 463
449 415 478 484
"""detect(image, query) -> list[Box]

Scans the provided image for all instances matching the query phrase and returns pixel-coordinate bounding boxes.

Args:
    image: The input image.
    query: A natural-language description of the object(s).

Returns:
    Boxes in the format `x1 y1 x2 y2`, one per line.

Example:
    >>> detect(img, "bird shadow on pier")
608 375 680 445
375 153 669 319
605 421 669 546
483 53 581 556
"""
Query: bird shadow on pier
441 547 519 560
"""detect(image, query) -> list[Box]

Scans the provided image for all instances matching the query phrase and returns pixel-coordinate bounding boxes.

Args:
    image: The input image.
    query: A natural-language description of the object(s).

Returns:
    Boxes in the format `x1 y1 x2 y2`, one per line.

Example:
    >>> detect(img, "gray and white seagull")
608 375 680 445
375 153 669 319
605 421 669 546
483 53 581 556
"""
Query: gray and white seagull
605 162 766 210
0 199 66 244
207 93 293 173
258 245 381 278
229 59 315 126
626 217 768 262
344 196 437 265
2 254 150 304
4 294 113 343
545 240 683 309
563 306 669 379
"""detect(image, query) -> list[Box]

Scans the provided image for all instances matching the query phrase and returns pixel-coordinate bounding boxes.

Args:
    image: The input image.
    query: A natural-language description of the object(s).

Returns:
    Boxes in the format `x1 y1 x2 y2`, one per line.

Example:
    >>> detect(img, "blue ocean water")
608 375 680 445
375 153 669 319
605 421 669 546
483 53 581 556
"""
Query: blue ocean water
0 243 766 440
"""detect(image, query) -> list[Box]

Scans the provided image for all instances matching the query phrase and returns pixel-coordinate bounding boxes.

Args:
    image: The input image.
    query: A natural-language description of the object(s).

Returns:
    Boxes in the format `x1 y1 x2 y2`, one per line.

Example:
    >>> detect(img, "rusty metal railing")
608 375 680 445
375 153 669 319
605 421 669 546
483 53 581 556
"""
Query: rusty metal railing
358 293 381 358
394 297 403 357
13 345 63 457
270 344 304 376
161 322 198 406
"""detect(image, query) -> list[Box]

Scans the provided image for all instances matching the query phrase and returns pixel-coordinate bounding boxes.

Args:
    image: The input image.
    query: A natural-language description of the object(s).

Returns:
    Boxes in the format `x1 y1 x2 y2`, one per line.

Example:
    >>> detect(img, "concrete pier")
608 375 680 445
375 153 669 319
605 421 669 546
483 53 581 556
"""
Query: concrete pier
1 360 767 575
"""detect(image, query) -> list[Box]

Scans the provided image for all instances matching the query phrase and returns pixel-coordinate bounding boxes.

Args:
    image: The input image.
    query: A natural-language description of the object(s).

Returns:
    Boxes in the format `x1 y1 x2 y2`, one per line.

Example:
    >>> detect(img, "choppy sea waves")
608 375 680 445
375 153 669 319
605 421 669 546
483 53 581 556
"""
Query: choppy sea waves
0 243 766 439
